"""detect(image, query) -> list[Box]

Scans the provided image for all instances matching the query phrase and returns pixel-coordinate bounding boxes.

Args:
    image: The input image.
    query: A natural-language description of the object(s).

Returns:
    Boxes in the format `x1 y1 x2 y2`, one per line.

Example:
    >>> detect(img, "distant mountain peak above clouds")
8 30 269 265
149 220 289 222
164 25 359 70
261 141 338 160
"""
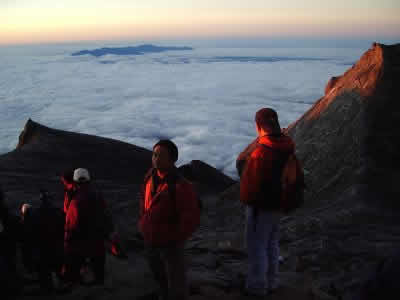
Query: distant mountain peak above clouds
71 44 193 57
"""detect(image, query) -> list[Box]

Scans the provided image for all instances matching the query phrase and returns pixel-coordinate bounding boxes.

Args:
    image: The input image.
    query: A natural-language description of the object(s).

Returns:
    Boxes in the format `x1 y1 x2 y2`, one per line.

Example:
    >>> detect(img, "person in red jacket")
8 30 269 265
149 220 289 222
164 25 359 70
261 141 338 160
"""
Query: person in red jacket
237 108 296 297
138 140 200 300
63 168 107 286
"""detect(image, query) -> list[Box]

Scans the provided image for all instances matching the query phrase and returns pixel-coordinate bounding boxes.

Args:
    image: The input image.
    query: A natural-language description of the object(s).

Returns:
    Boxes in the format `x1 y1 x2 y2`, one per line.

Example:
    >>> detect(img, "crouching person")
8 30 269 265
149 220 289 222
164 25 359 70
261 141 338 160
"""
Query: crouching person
138 140 200 300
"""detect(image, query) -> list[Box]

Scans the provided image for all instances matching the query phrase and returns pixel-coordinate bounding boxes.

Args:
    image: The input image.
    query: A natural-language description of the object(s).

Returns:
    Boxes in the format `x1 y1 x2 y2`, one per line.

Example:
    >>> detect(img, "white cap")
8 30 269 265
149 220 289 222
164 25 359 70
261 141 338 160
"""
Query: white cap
73 168 91 183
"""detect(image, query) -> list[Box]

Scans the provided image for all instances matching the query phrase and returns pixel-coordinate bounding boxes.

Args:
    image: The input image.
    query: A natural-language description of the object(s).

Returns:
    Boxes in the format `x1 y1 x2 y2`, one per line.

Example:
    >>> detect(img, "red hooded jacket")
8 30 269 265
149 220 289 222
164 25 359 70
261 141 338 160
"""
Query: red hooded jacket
138 169 200 247
64 183 105 256
238 134 295 211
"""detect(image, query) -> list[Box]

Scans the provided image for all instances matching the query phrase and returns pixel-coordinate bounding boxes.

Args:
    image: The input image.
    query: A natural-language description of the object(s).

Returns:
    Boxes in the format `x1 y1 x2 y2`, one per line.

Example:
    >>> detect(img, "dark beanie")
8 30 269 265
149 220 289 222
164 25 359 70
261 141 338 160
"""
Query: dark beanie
255 108 281 132
153 139 179 162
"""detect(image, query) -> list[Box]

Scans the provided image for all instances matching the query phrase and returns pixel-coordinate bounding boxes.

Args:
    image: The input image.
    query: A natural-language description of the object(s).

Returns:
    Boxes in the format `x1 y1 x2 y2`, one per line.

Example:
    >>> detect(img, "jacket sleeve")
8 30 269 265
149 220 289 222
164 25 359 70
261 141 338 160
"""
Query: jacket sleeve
137 182 146 234
240 150 274 205
176 182 200 242
64 198 80 242
62 178 74 214
236 138 259 177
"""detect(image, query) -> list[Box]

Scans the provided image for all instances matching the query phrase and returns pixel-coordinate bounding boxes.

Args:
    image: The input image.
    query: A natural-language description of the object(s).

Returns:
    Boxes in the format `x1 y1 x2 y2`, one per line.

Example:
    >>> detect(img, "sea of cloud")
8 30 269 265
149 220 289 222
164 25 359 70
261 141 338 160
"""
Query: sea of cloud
0 43 365 179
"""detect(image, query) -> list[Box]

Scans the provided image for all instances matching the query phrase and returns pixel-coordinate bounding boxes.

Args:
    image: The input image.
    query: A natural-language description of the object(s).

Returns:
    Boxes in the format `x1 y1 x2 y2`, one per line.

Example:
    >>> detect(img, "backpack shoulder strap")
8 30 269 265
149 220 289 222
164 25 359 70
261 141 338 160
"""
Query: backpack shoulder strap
257 142 274 152
143 168 155 184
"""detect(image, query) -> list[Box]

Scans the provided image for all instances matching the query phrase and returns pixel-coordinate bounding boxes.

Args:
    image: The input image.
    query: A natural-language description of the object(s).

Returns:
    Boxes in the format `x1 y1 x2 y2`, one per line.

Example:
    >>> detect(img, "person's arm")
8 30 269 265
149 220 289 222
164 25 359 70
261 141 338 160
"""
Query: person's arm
236 138 259 177
137 182 147 235
64 197 81 242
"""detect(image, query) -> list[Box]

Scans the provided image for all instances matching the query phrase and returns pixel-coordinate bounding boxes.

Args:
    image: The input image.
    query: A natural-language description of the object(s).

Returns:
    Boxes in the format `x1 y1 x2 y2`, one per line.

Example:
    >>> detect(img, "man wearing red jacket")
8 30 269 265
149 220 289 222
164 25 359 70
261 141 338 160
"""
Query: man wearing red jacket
237 108 296 297
63 168 107 286
139 140 200 300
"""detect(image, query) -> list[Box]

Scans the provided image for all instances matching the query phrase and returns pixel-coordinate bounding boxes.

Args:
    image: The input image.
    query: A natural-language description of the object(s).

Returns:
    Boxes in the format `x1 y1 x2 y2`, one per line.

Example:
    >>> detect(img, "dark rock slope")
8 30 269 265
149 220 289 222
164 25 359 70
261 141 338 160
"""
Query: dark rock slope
217 43 400 299
288 42 400 209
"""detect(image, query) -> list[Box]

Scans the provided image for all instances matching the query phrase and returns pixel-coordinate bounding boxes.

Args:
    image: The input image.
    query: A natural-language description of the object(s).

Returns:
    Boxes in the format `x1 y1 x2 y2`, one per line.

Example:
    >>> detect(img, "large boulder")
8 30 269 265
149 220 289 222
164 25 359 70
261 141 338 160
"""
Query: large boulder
288 43 400 209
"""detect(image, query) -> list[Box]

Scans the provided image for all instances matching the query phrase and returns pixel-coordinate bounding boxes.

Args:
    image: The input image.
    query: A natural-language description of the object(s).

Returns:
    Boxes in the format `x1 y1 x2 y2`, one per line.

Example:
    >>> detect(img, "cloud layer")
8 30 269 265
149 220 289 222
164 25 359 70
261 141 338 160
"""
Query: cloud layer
0 44 365 178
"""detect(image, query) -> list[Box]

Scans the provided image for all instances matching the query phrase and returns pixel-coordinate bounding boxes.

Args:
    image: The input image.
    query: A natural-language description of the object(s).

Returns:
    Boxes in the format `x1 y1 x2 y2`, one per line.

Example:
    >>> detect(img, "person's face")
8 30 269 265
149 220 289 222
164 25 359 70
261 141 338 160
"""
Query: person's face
152 145 174 171
255 123 263 136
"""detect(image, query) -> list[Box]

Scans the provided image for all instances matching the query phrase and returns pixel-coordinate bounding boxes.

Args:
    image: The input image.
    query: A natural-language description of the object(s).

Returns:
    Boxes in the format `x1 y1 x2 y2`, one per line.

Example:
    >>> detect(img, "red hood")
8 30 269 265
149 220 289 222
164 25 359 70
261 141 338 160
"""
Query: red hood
258 134 295 154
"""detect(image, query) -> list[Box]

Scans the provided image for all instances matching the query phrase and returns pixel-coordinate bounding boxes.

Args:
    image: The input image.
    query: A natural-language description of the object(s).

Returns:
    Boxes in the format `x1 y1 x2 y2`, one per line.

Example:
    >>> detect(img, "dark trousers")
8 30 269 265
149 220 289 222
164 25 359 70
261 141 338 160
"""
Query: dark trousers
145 243 187 300
39 247 64 290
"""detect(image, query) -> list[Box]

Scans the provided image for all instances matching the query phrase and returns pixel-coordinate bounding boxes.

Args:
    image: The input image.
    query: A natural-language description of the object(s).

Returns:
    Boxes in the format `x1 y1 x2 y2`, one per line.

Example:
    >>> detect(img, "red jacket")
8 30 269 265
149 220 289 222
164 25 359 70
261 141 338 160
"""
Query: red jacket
239 134 295 210
138 169 200 247
64 184 105 256
61 176 74 214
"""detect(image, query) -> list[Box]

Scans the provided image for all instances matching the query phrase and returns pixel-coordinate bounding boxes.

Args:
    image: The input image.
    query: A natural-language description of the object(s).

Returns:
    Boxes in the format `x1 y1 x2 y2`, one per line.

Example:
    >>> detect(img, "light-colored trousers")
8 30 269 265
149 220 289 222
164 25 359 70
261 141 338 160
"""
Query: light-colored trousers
245 206 282 296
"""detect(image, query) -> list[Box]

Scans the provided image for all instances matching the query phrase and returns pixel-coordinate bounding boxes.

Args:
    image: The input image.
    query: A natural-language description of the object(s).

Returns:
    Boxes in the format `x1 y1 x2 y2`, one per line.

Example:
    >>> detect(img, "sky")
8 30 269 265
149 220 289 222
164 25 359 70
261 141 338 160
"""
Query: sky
1 0 399 45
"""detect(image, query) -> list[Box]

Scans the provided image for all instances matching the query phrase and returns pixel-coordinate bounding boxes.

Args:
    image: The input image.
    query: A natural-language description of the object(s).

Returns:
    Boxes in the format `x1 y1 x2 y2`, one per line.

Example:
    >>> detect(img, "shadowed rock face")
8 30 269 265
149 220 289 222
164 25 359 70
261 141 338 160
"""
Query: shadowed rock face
14 119 153 182
216 43 400 300
288 43 400 209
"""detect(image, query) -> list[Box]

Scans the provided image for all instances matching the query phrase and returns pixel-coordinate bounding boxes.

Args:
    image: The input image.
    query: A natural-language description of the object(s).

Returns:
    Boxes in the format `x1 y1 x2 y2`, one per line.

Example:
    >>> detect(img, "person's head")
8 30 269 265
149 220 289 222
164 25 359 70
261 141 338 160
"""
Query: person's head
20 203 32 221
73 168 91 184
255 108 281 136
152 140 178 172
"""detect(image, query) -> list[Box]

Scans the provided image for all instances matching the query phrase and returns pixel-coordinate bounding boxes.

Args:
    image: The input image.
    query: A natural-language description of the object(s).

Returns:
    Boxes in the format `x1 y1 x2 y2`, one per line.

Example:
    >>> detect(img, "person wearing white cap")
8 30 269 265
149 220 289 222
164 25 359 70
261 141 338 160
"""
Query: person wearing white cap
63 168 107 286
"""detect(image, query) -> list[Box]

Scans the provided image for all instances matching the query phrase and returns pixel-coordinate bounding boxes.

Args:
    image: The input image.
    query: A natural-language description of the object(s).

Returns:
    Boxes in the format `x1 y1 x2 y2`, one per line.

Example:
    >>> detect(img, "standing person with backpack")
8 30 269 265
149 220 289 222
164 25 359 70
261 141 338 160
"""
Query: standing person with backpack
237 108 304 298
63 168 108 286
138 140 200 300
